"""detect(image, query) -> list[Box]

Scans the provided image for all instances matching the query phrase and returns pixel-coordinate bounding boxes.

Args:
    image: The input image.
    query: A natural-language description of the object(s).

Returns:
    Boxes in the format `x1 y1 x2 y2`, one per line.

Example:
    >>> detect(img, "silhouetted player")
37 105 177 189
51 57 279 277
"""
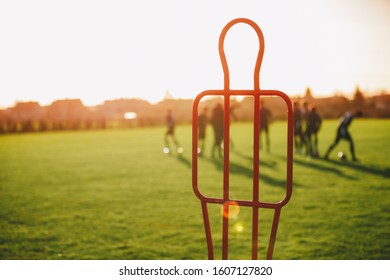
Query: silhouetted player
324 110 363 161
302 102 310 156
211 103 224 158
164 109 181 153
260 100 272 152
306 106 322 157
229 103 239 150
198 107 208 156
293 101 304 154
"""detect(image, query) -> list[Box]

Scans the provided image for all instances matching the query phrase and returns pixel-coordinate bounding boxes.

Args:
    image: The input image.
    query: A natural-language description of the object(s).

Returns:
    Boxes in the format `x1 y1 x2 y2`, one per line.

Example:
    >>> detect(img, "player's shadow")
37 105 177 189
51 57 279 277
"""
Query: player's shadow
277 154 389 179
204 156 296 189
233 150 278 170
176 154 192 168
168 153 192 168
321 158 390 178
292 157 357 180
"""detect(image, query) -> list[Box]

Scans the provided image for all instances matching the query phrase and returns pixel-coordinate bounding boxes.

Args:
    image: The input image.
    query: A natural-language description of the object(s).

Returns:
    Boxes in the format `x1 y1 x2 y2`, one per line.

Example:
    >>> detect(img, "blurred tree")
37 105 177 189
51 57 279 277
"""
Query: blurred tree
304 87 314 103
353 85 365 107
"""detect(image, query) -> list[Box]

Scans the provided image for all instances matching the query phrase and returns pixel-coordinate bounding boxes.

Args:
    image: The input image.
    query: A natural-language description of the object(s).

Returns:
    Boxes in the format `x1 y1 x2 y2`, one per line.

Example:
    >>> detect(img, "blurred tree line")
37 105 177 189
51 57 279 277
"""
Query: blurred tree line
0 87 389 134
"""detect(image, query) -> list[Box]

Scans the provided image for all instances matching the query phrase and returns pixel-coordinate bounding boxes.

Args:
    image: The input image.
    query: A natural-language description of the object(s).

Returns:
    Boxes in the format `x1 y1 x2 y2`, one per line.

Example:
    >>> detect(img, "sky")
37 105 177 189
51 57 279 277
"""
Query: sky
0 0 389 108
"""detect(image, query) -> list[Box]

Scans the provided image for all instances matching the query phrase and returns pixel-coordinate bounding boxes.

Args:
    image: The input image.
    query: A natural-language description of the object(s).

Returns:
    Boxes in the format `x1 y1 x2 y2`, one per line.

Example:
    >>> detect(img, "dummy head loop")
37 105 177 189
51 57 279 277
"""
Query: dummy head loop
218 18 265 91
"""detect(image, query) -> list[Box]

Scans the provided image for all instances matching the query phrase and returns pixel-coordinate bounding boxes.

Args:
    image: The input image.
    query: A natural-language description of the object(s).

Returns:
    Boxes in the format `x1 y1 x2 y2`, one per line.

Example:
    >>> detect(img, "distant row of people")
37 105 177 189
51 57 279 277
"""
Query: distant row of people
164 103 230 157
198 103 224 158
197 101 273 158
165 101 363 162
294 101 322 157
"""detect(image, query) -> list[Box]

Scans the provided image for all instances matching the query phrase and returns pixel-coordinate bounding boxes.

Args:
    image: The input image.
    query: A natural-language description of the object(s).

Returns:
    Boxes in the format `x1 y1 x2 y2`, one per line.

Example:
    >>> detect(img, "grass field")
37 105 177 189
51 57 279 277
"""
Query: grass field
0 119 389 260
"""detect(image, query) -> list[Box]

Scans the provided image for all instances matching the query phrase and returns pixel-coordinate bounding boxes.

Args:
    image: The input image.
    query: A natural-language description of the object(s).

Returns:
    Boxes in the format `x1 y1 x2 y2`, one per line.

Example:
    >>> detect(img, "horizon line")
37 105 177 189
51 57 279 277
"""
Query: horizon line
2 89 389 111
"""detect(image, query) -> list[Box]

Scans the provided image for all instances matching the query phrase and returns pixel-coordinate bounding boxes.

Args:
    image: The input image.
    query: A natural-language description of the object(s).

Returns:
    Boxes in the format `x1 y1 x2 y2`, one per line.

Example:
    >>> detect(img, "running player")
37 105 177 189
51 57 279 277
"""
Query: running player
324 110 363 161
164 109 182 154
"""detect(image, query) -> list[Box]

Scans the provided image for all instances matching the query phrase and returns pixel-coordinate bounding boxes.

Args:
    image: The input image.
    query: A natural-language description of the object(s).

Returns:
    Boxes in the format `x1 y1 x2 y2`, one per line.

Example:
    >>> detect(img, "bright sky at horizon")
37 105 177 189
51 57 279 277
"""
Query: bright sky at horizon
0 0 389 108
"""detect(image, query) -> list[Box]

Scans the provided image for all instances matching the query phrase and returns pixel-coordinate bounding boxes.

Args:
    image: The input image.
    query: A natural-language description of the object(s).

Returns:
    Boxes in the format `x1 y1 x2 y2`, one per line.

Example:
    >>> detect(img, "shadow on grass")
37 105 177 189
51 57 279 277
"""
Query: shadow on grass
232 150 278 170
200 155 296 189
175 154 191 168
320 158 390 178
275 153 389 180
163 152 192 169
292 157 357 180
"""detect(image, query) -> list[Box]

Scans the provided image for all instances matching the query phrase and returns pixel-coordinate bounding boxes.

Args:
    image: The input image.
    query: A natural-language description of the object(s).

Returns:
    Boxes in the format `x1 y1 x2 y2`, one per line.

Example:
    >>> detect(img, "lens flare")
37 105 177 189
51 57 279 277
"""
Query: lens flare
233 222 244 233
163 147 170 154
222 201 240 220
177 147 184 154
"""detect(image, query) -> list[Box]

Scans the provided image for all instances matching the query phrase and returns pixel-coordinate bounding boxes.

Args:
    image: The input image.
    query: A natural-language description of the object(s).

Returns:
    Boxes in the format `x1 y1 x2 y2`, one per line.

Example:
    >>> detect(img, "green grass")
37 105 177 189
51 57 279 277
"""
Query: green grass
0 119 389 259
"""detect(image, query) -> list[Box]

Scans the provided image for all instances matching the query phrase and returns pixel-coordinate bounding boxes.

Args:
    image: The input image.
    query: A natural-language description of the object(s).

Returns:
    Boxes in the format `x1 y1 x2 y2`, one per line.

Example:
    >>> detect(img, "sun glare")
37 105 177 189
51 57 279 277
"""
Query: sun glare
124 112 137 120
0 0 389 108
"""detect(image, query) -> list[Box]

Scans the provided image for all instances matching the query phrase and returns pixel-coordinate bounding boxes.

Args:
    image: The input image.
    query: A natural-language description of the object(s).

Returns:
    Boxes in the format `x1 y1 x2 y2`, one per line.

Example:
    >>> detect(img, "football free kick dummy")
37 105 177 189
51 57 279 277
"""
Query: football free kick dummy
192 18 293 260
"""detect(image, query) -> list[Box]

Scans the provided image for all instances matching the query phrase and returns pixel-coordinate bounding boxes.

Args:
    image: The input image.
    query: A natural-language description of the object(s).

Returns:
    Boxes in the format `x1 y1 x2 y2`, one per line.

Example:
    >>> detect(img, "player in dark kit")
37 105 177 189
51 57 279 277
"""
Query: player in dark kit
259 100 272 152
305 106 322 157
197 107 208 156
211 103 224 158
302 102 311 156
164 109 182 154
324 110 363 161
293 102 304 154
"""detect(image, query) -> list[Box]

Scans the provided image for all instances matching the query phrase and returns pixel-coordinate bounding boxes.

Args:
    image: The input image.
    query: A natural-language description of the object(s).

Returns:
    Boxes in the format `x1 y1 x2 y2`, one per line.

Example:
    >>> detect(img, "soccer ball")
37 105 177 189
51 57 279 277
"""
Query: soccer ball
338 151 347 161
